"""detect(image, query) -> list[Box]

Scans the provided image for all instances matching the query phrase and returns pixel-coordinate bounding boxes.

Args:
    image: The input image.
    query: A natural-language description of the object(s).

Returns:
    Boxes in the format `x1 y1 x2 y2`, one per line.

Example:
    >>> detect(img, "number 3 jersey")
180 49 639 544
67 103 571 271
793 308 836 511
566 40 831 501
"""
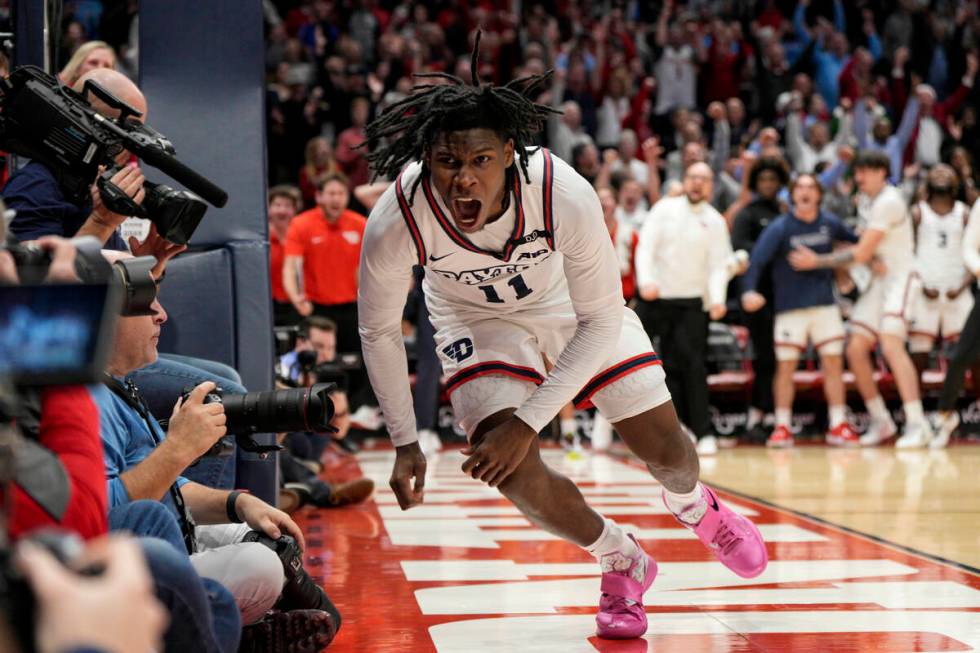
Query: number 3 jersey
915 200 969 291
358 148 626 445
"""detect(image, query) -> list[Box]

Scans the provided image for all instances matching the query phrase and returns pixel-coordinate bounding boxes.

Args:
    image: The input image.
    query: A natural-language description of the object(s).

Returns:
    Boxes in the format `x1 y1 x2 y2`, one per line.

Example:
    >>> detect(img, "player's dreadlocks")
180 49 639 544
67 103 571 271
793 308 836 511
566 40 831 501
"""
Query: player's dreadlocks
362 31 561 201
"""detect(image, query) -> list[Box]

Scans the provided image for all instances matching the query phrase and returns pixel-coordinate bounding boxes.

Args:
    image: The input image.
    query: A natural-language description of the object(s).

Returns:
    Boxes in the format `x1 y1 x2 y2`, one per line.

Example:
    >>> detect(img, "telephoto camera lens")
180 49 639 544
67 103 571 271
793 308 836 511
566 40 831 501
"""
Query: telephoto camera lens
219 382 336 434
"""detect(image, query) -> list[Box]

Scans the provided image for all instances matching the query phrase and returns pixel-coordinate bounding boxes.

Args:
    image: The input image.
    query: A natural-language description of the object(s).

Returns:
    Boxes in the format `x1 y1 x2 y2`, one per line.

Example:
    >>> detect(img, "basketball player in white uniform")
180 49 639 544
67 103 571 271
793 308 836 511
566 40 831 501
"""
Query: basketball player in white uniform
789 150 933 448
356 42 767 640
909 165 974 369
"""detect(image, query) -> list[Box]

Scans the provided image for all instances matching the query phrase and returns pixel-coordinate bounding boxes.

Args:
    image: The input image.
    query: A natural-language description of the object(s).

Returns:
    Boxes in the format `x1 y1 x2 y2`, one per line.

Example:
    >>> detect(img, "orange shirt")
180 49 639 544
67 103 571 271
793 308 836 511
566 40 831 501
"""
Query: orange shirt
284 207 367 305
270 230 288 303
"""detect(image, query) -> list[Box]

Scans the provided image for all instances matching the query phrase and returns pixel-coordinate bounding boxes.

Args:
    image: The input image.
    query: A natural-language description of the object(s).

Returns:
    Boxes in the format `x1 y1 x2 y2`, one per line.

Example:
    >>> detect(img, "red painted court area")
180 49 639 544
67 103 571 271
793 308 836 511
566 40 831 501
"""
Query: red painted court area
296 447 980 652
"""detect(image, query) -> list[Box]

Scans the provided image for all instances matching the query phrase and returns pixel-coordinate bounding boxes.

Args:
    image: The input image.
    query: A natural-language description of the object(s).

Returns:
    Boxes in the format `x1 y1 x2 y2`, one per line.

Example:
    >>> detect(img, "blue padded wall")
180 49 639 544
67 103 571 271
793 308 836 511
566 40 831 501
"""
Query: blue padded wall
140 0 277 502
138 0 268 247
157 249 236 364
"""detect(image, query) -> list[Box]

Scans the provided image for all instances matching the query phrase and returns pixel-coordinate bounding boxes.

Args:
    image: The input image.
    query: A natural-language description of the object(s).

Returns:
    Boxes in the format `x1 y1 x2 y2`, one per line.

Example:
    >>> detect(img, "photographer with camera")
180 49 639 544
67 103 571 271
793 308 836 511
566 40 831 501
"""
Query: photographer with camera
0 233 110 541
1 226 243 653
3 68 147 252
1 65 250 491
277 317 374 511
94 264 339 649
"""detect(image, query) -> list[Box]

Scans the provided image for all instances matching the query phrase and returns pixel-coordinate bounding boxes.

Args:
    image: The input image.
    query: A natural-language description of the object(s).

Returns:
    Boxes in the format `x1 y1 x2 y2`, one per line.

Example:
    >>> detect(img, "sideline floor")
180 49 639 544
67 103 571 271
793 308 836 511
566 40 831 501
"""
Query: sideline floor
296 445 980 652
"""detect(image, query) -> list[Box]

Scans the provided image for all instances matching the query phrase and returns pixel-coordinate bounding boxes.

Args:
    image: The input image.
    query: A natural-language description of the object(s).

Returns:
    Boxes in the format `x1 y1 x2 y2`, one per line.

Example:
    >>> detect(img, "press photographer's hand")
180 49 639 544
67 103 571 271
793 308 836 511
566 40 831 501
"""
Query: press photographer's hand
167 381 227 461
0 236 80 284
129 223 187 279
89 163 145 231
34 236 80 283
16 536 167 653
0 249 17 283
235 493 307 551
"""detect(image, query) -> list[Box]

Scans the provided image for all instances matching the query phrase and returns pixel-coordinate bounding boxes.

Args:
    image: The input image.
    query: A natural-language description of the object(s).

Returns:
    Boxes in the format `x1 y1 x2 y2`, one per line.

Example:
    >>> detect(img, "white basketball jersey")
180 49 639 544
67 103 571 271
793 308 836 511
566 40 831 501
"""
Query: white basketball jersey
916 200 969 289
392 149 570 318
857 185 915 277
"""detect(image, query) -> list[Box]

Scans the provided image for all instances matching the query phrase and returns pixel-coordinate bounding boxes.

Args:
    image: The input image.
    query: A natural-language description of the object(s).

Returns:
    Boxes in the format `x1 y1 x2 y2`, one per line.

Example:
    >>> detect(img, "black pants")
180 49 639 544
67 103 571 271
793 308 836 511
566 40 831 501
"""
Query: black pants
273 300 301 327
313 301 377 410
312 302 360 353
744 305 775 413
637 297 711 437
939 297 980 410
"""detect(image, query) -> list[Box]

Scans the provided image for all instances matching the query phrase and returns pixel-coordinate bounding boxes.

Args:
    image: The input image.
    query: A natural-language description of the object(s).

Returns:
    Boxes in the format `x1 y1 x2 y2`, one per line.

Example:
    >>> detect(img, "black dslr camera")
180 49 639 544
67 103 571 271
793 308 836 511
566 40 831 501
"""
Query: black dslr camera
169 383 338 455
0 66 227 245
3 233 158 316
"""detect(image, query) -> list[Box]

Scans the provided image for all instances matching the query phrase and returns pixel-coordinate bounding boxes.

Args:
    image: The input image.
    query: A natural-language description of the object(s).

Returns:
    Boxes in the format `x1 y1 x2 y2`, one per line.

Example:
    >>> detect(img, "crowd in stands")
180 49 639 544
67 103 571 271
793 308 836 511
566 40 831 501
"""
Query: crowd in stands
261 0 980 453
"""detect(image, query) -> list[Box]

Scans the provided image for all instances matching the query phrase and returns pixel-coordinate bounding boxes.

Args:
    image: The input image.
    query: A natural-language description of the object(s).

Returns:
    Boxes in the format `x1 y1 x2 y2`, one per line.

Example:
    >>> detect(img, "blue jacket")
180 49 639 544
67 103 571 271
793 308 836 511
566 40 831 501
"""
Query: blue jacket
742 211 858 314
3 161 127 250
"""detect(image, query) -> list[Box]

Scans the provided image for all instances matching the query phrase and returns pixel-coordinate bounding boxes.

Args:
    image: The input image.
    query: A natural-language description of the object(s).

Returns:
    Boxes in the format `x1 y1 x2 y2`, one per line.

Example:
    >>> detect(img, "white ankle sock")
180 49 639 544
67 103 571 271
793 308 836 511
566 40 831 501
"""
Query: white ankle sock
663 483 704 523
585 518 638 560
560 418 577 437
828 405 846 428
866 395 890 422
775 408 792 427
903 401 925 425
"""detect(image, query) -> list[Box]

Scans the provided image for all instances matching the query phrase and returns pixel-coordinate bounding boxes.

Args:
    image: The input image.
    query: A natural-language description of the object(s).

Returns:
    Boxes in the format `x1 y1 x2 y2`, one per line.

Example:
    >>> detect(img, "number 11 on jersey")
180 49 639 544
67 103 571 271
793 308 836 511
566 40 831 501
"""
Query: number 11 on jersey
478 273 534 303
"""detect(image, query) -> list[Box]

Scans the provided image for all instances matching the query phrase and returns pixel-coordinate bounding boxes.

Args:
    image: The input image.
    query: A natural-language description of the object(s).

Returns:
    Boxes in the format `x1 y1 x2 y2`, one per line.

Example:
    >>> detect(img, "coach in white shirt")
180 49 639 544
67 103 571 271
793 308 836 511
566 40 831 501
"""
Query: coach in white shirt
635 162 733 455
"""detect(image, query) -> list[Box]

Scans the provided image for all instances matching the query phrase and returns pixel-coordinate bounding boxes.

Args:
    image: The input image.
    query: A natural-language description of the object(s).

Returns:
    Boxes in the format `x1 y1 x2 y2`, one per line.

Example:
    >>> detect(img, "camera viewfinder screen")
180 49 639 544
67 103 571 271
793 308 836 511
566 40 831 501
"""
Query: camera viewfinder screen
0 283 112 385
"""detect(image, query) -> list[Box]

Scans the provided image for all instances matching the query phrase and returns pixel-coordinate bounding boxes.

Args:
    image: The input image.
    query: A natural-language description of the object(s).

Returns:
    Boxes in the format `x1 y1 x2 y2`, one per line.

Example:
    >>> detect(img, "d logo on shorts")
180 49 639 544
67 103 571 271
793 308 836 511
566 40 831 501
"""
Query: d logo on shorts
442 337 474 363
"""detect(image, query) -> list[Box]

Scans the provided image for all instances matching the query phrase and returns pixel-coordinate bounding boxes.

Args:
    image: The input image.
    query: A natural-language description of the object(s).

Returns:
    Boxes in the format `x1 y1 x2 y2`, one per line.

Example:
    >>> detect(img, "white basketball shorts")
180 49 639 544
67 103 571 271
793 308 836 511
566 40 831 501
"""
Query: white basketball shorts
432 303 670 436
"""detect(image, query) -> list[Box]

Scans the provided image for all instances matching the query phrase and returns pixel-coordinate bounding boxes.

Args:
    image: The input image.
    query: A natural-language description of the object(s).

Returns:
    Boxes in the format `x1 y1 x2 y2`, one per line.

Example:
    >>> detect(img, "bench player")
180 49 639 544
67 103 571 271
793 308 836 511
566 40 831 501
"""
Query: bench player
356 40 767 640
790 150 934 448
908 165 974 375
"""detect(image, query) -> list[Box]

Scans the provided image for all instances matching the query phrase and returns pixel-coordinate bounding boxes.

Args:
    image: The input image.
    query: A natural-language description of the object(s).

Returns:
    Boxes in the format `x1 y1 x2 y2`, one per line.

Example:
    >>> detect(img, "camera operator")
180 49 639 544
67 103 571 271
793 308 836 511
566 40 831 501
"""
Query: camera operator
93 262 339 646
0 234 109 541
277 317 374 511
3 68 147 251
3 65 249 491
1 229 243 653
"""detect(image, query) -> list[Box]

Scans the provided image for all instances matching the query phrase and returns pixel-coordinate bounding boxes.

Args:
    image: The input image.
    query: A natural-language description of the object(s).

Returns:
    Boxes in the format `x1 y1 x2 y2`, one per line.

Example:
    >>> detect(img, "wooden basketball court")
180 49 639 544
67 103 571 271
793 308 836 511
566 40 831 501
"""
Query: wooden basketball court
297 444 980 652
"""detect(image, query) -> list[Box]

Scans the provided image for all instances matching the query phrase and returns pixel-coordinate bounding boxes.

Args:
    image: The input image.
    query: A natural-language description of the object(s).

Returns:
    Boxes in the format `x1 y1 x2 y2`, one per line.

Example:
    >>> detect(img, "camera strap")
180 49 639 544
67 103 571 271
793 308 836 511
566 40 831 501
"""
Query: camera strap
103 375 197 554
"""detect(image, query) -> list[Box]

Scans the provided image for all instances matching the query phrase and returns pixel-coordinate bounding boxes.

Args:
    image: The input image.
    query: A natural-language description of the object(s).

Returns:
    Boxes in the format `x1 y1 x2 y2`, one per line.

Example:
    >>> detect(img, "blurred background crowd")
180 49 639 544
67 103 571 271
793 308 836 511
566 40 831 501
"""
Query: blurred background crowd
38 0 980 447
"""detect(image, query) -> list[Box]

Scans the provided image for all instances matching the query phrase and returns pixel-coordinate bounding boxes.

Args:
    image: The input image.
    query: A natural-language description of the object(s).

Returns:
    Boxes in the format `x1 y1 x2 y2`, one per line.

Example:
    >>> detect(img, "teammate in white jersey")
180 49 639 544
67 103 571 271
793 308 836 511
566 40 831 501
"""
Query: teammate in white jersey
933 198 980 447
909 165 974 371
789 150 933 448
356 40 767 640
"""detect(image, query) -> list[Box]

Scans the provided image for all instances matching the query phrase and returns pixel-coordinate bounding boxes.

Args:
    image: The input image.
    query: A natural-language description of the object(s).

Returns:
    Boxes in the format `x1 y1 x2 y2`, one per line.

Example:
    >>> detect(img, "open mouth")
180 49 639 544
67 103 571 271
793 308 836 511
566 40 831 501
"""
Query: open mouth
451 197 482 230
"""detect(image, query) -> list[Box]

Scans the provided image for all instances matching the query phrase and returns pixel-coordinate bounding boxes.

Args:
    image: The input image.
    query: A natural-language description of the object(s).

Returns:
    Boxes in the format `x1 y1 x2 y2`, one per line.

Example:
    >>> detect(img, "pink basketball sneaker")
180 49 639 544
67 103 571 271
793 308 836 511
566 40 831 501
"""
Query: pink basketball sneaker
595 535 658 639
664 484 768 579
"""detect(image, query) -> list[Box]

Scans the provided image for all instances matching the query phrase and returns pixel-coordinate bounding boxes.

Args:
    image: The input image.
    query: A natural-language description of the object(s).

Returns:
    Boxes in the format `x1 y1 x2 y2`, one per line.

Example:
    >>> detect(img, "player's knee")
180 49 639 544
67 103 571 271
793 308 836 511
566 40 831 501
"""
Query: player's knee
846 335 871 360
878 333 906 359
470 408 518 446
818 354 843 372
